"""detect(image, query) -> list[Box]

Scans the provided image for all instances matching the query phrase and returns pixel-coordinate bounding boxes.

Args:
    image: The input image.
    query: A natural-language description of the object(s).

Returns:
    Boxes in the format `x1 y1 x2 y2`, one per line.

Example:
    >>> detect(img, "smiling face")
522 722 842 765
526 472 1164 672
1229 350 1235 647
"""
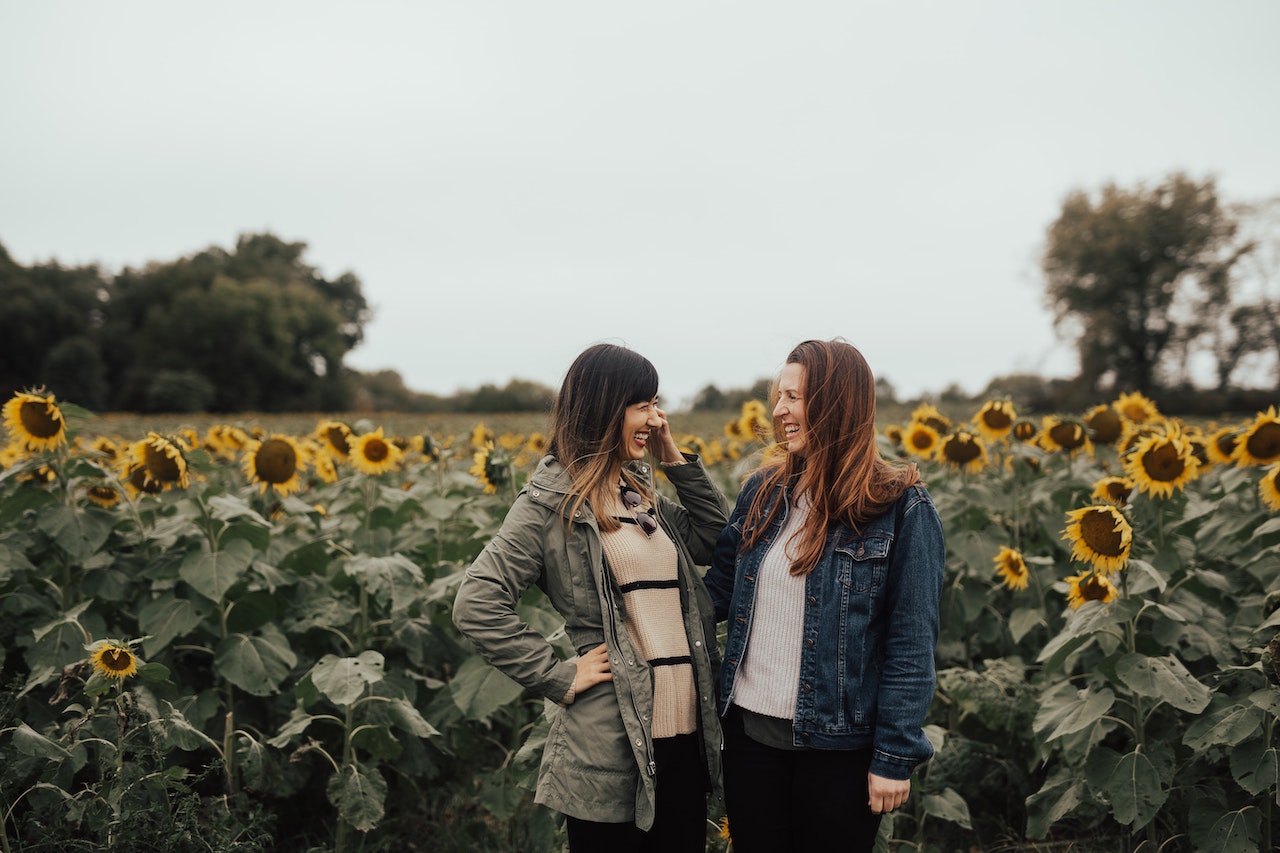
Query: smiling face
774 363 808 455
619 396 661 461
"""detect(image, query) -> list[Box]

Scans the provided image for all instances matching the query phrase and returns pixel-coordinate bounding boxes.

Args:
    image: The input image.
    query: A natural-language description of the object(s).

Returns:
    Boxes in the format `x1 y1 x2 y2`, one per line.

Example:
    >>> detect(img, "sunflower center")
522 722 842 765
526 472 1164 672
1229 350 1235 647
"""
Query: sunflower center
363 439 389 463
101 647 133 672
1246 422 1280 461
1087 410 1123 443
1080 576 1112 602
1140 441 1187 482
1049 423 1085 449
255 439 299 483
19 400 63 439
943 436 981 464
326 427 351 455
909 431 934 451
1079 508 1124 557
144 443 183 482
982 408 1013 429
129 465 164 494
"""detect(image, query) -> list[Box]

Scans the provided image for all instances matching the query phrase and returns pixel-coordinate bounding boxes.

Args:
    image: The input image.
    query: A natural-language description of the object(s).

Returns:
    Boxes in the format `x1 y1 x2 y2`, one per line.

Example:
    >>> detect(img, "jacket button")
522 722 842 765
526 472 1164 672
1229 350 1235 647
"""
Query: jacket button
802 683 812 692
532 490 540 497
806 638 815 647
807 596 817 605
635 739 642 747
694 640 702 647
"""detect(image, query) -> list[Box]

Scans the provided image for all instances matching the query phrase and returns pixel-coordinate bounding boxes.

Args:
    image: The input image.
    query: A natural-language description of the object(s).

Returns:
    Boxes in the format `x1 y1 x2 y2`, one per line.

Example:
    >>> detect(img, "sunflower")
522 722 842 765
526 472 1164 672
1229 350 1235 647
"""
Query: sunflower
0 442 23 469
88 435 122 464
471 422 495 450
87 639 140 680
882 423 904 446
1233 406 1280 467
1206 425 1241 465
1062 504 1132 574
724 416 753 442
1124 427 1200 499
421 433 443 463
470 441 511 494
1091 475 1134 506
243 434 309 495
122 463 165 498
128 432 190 490
993 546 1030 591
910 403 951 435
1012 419 1039 443
1259 465 1280 512
938 429 988 473
524 432 548 458
902 422 940 460
1083 404 1124 445
1064 572 1119 609
315 420 354 460
739 399 772 440
1113 391 1160 425
348 427 404 475
204 424 251 460
2 390 68 452
85 482 122 509
1039 416 1093 456
972 400 1016 442
306 441 340 484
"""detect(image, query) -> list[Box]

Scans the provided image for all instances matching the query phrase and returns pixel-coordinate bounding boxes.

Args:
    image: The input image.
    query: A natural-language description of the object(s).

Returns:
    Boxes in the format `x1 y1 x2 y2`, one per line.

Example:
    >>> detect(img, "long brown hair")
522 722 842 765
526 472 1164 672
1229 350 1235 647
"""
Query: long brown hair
546 343 659 530
741 338 922 574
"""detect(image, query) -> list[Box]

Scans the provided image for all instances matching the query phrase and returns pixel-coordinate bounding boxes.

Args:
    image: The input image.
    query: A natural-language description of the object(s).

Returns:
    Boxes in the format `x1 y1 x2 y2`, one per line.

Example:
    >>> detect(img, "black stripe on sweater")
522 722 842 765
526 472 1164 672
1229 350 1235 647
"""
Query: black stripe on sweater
618 579 681 593
648 656 693 668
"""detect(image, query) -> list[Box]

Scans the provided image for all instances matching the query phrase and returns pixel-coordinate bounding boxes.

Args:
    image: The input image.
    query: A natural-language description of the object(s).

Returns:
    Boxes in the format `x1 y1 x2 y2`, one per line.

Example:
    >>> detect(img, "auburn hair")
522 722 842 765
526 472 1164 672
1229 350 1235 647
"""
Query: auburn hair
741 339 922 574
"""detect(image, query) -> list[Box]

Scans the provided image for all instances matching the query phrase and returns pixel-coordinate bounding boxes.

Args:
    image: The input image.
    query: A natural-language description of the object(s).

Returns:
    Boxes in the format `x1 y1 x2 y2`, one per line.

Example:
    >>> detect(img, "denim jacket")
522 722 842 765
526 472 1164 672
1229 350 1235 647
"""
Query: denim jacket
703 472 945 780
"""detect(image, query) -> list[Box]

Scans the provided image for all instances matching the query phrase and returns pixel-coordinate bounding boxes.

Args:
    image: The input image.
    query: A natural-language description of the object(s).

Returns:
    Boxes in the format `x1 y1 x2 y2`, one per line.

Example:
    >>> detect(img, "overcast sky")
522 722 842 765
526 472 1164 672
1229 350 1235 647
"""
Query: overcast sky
3 2 1279 408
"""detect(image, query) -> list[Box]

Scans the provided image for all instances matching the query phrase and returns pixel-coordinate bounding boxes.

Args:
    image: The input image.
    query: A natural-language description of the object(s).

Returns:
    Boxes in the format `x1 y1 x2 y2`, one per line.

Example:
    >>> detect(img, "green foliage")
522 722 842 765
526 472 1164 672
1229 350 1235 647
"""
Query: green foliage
2 393 1279 852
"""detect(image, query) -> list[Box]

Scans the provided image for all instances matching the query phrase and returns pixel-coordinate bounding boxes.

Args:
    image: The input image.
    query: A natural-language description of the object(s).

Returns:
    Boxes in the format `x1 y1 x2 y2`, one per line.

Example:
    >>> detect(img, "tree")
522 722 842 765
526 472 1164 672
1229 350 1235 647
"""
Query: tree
0 242 110 407
1042 172 1249 395
100 233 370 412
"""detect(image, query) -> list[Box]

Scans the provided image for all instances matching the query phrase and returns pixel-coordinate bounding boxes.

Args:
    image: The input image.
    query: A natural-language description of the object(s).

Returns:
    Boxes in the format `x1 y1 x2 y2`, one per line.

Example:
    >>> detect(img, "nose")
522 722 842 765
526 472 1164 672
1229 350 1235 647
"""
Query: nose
773 399 787 418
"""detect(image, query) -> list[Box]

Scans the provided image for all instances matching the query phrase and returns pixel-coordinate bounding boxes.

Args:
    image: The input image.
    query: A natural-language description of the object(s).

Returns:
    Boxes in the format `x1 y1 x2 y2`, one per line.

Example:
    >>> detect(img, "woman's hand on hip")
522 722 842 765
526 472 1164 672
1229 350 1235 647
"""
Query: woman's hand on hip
573 643 613 694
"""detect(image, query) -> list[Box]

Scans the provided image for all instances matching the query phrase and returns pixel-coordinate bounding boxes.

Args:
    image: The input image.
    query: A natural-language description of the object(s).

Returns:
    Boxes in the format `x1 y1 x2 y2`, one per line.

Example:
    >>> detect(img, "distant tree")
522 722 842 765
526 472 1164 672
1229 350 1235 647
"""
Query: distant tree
100 233 370 412
1042 172 1250 395
0 242 109 407
691 384 728 411
1206 196 1280 391
463 379 555 413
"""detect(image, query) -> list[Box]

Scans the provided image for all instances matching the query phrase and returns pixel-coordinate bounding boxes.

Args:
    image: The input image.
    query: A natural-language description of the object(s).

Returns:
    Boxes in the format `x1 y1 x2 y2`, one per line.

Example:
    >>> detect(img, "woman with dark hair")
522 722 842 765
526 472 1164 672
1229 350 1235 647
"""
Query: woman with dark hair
703 338 945 852
453 342 728 853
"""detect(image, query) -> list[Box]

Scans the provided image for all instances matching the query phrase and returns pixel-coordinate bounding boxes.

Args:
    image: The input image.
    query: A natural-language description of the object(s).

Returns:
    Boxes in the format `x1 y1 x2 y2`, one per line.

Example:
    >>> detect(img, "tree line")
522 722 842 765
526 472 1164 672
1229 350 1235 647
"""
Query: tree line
1 171 1276 416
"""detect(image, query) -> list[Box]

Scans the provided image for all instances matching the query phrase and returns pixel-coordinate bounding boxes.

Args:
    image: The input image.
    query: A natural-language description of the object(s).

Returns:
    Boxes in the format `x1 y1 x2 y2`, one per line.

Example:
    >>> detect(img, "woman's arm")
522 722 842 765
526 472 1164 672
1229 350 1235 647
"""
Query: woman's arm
451 494 577 704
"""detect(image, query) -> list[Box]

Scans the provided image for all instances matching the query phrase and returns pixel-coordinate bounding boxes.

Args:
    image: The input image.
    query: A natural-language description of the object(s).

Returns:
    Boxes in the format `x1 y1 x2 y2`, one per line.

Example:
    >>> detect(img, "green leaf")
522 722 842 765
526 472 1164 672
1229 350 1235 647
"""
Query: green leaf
36 504 115 562
382 696 441 739
1008 607 1043 643
921 788 972 829
351 724 401 760
327 762 387 832
1190 806 1261 853
1184 702 1261 751
1024 771 1087 839
180 538 254 602
1041 686 1115 741
449 655 526 722
214 623 297 696
134 687 218 751
207 494 271 526
1230 742 1278 797
311 651 385 706
139 594 206 657
1103 748 1168 829
268 706 321 748
12 722 73 761
1114 653 1211 713
342 553 424 613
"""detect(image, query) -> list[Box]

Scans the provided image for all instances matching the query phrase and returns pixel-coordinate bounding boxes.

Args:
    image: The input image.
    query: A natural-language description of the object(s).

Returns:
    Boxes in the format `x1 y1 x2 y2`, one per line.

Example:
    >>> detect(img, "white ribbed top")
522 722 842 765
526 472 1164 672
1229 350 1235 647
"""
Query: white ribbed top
733 494 810 720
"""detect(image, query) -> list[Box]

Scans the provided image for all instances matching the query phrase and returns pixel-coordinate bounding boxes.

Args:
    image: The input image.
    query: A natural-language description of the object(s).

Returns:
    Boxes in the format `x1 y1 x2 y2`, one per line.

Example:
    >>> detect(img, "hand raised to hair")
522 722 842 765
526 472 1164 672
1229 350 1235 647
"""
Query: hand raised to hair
650 406 686 466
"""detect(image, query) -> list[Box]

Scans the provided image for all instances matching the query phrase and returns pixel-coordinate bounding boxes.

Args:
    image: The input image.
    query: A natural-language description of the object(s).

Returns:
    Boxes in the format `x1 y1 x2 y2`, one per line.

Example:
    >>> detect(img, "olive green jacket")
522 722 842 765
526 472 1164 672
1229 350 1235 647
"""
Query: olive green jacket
452 453 729 830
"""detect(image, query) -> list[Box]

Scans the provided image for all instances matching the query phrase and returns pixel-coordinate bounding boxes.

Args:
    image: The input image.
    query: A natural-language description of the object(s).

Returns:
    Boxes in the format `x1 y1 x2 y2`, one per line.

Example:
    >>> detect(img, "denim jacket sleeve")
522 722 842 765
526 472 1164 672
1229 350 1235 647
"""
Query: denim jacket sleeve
871 486 946 780
702 474 759 622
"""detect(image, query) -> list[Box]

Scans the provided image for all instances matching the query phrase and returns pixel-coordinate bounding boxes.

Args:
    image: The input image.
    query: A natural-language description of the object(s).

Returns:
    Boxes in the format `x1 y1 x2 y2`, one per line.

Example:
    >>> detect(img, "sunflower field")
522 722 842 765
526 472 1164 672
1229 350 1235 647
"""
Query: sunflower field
1 389 1279 852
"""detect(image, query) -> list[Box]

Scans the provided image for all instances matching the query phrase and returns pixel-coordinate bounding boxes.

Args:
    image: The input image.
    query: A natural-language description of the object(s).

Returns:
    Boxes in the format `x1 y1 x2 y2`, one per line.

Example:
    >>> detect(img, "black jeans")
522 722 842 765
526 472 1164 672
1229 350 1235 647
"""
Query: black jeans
721 705 882 852
564 732 708 853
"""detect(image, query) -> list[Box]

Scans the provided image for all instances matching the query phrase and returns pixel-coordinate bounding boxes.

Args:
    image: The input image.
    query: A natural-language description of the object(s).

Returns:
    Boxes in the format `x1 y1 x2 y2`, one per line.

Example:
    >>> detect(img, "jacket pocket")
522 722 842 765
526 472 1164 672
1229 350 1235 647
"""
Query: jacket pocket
836 533 891 593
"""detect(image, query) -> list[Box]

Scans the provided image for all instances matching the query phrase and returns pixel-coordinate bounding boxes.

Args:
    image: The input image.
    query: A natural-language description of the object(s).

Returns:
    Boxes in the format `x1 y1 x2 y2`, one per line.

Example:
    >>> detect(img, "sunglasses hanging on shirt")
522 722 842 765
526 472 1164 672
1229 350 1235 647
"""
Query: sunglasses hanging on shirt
619 486 658 537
